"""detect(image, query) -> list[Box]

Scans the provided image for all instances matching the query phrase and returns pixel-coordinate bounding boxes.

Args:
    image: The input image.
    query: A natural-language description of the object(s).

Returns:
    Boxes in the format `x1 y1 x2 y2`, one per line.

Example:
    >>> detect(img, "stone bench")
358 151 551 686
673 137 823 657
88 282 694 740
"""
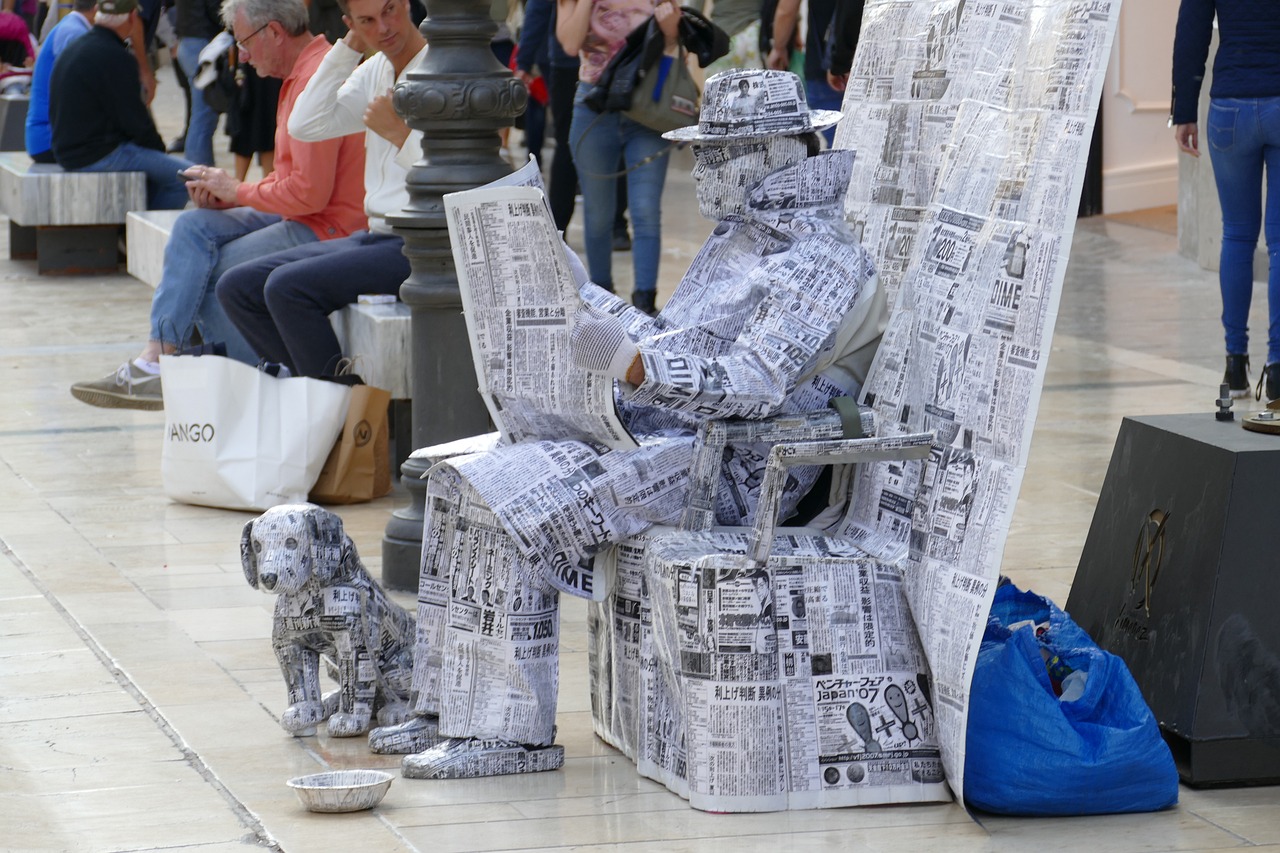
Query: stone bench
126 208 414 470
125 209 181 288
0 93 28 151
331 301 413 473
0 151 146 274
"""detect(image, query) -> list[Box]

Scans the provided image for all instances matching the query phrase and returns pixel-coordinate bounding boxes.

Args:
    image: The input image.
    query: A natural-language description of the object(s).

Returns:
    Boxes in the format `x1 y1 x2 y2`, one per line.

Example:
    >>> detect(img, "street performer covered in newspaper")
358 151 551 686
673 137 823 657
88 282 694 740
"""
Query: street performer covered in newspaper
371 69 889 778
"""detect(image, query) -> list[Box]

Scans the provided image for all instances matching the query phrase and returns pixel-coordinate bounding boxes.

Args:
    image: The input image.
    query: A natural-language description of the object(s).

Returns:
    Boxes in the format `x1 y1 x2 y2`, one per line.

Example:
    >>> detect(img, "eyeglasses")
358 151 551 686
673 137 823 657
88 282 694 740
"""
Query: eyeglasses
235 21 271 52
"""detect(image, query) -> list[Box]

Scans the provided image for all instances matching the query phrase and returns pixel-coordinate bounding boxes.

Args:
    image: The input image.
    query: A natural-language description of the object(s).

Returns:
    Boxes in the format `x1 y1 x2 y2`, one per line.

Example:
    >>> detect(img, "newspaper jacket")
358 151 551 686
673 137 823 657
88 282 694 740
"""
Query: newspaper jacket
452 150 886 597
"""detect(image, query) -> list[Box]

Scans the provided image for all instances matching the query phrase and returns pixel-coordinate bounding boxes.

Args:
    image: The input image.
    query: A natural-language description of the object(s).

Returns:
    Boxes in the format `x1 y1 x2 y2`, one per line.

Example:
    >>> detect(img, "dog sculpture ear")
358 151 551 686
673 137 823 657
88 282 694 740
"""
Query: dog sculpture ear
241 518 259 589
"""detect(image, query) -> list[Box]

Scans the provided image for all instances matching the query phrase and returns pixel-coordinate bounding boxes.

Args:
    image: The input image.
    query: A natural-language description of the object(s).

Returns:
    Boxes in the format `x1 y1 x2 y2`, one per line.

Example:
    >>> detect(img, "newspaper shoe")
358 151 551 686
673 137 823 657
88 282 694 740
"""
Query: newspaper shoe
368 714 442 755
70 361 163 410
401 737 564 779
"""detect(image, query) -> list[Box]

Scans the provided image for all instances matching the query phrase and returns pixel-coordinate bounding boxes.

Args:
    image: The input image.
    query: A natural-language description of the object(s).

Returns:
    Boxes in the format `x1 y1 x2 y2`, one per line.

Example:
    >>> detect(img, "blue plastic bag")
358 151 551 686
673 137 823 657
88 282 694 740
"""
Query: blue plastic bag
964 582 1179 815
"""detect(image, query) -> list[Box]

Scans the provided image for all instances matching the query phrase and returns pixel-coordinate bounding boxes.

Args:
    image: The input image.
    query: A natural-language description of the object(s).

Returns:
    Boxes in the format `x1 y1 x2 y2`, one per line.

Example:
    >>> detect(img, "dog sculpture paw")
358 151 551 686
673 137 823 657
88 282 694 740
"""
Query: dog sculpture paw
282 700 329 737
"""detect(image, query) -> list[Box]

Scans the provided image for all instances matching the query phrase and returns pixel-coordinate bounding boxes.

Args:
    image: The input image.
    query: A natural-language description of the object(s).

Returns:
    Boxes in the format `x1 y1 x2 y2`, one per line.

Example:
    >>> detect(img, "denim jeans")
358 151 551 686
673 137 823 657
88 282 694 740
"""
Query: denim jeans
568 82 670 295
1207 96 1280 363
177 37 218 166
806 75 842 147
76 142 193 210
150 207 317 363
216 231 410 377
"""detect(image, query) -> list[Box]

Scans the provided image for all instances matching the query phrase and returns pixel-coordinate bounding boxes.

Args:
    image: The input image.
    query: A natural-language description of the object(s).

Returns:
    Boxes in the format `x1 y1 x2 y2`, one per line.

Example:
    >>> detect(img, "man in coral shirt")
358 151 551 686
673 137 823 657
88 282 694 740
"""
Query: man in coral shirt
70 0 366 411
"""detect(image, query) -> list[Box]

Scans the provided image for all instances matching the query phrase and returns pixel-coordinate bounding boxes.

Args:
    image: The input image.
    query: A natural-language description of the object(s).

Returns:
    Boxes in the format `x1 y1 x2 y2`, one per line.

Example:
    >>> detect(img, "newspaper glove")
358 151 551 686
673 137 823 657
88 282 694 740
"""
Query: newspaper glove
571 304 640 382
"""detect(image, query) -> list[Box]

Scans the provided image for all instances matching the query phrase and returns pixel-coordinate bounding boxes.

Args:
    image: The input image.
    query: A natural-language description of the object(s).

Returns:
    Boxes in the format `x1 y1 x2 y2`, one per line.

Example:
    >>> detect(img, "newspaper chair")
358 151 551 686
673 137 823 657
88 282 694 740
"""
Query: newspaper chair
589 416 947 811
589 407 865 778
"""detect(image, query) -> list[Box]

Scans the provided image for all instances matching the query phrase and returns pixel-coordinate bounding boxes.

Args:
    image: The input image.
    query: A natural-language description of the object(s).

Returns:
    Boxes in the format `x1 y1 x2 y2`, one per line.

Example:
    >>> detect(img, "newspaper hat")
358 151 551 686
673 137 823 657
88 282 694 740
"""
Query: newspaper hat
664 69 844 143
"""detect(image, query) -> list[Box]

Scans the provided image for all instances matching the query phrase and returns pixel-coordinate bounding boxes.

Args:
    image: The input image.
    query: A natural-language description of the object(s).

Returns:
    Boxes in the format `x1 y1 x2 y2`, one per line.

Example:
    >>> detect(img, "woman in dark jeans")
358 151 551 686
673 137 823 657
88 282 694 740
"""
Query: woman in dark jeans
1174 0 1280 402
556 0 681 315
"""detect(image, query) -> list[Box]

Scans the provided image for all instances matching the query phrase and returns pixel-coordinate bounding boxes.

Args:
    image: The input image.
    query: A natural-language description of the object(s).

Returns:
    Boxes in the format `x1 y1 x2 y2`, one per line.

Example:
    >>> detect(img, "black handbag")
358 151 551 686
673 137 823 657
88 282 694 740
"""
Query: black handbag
201 47 240 114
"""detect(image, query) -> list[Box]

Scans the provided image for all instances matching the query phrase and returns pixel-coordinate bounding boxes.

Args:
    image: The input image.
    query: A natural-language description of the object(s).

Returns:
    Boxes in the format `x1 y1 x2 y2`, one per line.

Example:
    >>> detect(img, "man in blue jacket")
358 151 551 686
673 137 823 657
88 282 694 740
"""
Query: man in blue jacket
25 0 95 163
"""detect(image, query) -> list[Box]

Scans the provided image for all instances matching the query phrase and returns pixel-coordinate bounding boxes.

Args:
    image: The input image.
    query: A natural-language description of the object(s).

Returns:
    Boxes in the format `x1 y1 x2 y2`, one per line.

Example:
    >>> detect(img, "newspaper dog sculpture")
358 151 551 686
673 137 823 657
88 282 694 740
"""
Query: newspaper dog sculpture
241 504 415 737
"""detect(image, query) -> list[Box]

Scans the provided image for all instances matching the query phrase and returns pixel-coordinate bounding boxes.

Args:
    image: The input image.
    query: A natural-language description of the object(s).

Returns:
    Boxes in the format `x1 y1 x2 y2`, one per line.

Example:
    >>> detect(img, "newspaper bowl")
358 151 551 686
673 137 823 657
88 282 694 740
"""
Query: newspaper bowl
287 769 394 813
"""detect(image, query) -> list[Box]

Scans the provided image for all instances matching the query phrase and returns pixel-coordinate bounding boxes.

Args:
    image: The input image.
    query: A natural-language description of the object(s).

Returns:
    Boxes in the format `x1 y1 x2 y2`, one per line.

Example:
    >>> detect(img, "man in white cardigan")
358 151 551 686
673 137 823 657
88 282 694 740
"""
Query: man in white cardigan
215 0 428 377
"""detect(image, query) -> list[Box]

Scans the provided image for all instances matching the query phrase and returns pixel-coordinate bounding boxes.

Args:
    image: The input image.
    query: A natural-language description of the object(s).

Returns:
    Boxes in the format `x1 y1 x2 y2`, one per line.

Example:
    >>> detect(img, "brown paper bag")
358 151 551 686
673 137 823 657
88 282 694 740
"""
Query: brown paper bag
308 384 392 504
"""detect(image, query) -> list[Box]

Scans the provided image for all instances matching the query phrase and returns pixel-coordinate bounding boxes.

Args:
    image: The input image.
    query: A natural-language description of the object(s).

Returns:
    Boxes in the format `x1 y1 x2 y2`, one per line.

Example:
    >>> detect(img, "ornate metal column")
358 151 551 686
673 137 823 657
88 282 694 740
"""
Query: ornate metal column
382 0 526 590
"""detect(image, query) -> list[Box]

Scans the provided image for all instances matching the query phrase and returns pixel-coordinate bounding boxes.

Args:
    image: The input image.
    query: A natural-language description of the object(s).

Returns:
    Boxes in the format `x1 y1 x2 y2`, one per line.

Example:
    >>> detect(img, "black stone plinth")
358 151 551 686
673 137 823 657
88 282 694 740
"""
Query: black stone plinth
1067 414 1280 787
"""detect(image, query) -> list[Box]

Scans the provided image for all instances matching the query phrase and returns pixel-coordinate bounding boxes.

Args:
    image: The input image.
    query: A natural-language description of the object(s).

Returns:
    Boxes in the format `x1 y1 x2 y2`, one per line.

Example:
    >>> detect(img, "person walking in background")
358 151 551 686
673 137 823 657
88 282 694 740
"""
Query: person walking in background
702 0 760 77
765 0 864 145
3 0 39 32
228 58 281 179
175 0 223 164
512 0 550 168
826 0 862 92
522 0 579 231
558 0 680 316
1174 0 1280 402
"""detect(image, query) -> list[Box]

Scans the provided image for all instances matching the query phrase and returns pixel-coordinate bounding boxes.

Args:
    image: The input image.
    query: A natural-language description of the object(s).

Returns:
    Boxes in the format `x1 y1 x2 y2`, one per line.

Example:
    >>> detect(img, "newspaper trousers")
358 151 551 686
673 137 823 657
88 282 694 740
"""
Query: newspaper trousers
410 467 561 747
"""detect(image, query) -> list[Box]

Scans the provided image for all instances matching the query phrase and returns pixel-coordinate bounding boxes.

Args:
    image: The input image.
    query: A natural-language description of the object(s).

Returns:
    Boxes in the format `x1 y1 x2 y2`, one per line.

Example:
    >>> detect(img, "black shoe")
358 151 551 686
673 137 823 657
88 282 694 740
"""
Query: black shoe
1225 354 1250 398
167 136 186 154
632 290 657 316
612 230 632 252
1256 362 1280 404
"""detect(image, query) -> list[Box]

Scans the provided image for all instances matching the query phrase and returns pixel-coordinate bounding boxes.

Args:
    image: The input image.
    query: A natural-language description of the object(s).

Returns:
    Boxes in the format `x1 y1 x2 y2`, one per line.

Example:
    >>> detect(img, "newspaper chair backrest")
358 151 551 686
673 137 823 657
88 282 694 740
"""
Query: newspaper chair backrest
747 433 935 563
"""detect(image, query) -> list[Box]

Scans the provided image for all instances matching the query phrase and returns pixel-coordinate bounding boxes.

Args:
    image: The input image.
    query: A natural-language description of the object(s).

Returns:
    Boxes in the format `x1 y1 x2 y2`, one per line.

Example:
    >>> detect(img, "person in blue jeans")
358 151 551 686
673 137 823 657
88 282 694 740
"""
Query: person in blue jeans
47 0 192 209
522 0 580 231
765 0 862 147
1174 0 1280 402
558 0 681 316
174 0 223 165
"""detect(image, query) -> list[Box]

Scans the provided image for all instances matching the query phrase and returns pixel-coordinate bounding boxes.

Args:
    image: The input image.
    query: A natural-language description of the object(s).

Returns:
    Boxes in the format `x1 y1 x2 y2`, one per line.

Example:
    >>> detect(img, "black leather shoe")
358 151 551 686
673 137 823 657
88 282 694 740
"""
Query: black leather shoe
1256 361 1280 404
632 290 657 316
1225 353 1250 398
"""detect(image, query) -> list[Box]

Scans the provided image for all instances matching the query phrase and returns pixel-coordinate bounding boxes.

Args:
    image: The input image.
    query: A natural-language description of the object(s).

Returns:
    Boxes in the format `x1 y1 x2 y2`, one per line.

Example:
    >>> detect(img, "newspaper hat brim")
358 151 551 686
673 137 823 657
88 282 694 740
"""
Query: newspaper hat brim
663 108 845 143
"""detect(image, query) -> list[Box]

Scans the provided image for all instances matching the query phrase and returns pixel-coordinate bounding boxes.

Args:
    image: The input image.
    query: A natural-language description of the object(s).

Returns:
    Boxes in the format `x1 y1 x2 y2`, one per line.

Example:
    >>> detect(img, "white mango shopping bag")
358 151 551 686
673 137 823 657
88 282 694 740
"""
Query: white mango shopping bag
159 354 351 511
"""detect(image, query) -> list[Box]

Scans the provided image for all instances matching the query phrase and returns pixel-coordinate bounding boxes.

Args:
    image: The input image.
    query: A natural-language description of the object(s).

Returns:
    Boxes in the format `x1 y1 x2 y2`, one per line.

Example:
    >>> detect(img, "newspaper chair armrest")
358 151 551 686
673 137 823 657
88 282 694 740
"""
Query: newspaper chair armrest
409 431 503 471
680 405 875 532
747 432 935 563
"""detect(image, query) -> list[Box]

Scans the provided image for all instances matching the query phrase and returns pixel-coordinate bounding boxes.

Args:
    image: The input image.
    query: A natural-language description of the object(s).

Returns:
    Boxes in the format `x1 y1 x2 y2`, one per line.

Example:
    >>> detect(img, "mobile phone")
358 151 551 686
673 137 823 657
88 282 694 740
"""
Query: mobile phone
178 169 196 182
